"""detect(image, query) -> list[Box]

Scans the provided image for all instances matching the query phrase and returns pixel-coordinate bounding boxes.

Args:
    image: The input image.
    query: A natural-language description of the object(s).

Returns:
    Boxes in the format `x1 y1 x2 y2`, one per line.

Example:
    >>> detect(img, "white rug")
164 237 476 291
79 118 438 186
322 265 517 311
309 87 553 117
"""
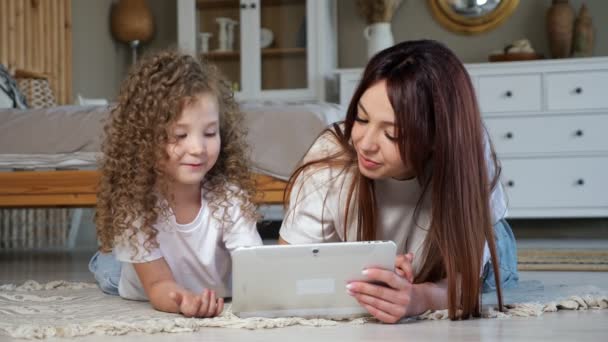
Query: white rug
0 280 606 339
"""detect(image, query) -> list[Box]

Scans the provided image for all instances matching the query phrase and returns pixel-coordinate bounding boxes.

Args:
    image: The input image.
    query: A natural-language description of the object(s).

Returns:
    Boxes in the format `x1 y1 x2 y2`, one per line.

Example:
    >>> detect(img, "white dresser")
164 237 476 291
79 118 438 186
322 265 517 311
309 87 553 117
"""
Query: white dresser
334 57 608 218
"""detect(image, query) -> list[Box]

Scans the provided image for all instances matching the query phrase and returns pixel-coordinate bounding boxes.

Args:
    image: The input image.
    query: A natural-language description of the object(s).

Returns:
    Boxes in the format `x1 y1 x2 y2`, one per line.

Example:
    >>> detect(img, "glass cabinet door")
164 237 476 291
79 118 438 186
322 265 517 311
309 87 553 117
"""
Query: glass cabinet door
196 0 242 92
195 0 310 96
259 0 308 91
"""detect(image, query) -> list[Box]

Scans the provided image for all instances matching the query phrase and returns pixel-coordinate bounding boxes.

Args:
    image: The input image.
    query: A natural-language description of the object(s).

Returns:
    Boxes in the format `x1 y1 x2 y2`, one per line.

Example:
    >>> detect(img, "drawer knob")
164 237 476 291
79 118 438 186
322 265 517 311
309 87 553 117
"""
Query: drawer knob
250 2 256 8
241 3 247 8
575 87 583 94
506 180 515 187
575 129 584 137
576 179 585 186
505 132 514 139
505 91 513 98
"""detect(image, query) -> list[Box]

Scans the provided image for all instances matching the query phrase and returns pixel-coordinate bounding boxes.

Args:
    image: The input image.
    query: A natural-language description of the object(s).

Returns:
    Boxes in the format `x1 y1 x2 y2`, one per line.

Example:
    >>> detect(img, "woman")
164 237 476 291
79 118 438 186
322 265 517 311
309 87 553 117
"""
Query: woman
279 40 518 322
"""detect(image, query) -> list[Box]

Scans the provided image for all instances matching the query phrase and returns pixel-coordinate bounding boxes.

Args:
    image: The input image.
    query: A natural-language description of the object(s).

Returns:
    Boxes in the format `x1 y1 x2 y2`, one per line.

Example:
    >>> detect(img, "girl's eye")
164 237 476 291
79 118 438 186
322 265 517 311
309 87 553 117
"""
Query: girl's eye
354 115 368 123
204 131 217 137
175 133 187 139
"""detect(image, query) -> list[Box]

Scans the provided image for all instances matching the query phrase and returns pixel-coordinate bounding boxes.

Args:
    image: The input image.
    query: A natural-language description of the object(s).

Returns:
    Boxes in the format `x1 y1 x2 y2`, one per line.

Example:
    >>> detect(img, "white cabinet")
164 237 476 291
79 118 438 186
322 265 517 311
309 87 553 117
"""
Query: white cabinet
334 57 608 218
545 71 608 111
477 74 542 113
177 0 337 102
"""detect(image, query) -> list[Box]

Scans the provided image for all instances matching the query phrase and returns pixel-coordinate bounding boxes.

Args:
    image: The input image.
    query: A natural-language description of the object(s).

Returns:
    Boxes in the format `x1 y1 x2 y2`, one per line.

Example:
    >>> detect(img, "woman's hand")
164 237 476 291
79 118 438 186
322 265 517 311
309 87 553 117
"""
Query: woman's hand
168 288 224 318
347 253 415 323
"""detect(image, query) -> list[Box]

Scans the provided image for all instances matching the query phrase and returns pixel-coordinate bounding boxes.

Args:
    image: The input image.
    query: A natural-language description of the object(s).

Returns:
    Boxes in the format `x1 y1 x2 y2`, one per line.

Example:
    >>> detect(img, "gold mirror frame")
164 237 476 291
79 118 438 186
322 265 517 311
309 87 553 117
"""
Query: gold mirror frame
428 0 519 35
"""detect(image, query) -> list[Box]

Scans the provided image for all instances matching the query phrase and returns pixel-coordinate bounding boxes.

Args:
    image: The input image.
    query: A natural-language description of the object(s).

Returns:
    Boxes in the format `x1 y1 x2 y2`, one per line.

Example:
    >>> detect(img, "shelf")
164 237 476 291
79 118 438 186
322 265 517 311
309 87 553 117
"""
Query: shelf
197 0 305 9
196 0 239 10
263 47 306 57
202 47 306 59
261 0 306 6
203 51 240 59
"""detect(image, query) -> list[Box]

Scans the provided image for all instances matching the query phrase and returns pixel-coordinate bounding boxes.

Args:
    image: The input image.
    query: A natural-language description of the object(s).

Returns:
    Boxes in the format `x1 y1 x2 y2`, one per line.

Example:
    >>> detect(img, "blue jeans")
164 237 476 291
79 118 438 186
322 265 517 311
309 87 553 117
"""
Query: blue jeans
89 251 121 296
481 218 519 293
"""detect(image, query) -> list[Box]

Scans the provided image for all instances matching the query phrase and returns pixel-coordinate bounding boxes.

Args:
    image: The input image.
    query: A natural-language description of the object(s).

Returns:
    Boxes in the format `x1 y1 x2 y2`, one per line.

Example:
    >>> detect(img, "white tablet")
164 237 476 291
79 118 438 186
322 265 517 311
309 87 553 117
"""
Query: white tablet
231 241 397 318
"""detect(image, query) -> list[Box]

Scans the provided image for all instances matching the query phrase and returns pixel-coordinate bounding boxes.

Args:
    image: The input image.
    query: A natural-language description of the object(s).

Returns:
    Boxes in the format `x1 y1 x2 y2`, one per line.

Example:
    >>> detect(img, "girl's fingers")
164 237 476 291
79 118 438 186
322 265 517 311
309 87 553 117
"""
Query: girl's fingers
205 291 217 317
181 295 201 317
197 289 210 317
169 291 183 306
215 297 225 316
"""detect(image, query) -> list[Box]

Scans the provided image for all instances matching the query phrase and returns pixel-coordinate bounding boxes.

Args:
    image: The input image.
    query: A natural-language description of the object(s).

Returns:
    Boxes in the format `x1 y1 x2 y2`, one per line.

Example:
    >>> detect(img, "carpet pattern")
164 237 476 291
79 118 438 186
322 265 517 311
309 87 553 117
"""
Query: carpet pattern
0 280 606 339
518 249 608 271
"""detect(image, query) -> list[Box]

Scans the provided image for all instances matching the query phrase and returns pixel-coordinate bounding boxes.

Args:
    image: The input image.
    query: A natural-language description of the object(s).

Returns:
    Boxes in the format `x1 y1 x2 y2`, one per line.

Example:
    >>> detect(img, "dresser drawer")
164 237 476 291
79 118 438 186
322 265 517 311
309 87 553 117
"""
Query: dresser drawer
477 74 541 113
485 114 608 155
501 157 608 209
545 71 608 110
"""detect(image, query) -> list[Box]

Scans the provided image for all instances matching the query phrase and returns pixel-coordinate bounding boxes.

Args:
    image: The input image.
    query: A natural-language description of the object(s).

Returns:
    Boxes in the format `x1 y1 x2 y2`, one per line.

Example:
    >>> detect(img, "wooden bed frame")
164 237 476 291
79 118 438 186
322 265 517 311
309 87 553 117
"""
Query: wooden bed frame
0 170 287 208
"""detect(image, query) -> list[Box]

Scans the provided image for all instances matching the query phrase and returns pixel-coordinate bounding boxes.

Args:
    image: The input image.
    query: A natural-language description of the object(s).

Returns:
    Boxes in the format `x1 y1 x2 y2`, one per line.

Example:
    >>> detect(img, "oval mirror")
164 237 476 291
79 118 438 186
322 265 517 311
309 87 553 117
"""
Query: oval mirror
428 0 519 34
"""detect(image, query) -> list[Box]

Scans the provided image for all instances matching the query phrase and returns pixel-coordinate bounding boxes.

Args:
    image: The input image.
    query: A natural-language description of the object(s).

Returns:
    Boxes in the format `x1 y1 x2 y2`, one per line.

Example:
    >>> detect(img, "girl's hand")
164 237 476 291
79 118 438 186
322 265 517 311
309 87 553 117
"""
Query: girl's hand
347 253 415 323
169 289 225 318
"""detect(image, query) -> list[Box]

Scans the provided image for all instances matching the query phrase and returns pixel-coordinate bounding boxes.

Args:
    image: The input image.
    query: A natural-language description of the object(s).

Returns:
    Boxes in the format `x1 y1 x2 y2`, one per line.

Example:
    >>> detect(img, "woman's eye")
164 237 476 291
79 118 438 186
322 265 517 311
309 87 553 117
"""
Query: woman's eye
385 132 397 141
354 115 368 123
204 131 217 137
175 133 187 139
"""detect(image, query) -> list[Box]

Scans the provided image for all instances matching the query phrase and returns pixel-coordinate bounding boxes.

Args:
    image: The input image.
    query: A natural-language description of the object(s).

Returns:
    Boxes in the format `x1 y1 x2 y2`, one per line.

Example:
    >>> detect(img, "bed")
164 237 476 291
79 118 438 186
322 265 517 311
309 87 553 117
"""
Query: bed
0 102 343 209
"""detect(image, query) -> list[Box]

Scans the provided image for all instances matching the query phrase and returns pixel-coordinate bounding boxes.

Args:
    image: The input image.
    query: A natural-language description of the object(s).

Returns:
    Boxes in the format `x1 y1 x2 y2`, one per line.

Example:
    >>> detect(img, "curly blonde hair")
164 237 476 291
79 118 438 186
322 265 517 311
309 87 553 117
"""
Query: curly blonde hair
96 50 258 255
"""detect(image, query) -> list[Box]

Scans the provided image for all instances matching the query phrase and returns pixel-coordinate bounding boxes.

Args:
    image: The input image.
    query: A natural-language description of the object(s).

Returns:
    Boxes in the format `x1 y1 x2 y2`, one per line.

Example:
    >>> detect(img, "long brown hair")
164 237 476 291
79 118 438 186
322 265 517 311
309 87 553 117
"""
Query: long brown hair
285 40 503 319
96 50 258 256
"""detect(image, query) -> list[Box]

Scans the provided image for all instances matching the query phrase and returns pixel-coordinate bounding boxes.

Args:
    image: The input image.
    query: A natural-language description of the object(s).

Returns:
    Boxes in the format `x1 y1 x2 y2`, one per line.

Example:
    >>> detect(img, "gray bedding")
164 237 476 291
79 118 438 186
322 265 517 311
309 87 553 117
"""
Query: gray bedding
0 103 344 180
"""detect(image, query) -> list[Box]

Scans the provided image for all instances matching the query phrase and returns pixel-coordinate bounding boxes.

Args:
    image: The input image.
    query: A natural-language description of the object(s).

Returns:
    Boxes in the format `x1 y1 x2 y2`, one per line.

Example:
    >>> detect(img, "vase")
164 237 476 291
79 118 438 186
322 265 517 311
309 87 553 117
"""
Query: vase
363 22 394 59
111 0 155 63
572 3 594 57
111 0 154 43
546 0 575 58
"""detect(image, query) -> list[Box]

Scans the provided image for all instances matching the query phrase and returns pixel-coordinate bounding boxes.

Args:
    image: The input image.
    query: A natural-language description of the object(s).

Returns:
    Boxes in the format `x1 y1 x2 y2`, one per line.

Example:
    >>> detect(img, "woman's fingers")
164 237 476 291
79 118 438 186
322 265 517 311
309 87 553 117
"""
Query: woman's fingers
354 291 408 323
348 280 410 306
363 267 409 291
347 268 413 322
395 253 414 283
360 302 403 324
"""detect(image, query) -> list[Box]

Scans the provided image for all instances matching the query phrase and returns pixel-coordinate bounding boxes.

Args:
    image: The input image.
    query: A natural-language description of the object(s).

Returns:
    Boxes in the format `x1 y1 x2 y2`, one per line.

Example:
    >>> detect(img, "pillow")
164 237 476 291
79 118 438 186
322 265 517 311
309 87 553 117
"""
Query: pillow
16 77 57 109
0 64 28 109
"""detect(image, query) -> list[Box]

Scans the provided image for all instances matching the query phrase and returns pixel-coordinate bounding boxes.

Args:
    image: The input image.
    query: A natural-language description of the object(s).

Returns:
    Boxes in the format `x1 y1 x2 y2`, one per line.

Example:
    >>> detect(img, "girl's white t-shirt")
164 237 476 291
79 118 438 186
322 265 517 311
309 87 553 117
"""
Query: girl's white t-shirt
280 130 506 275
113 194 262 301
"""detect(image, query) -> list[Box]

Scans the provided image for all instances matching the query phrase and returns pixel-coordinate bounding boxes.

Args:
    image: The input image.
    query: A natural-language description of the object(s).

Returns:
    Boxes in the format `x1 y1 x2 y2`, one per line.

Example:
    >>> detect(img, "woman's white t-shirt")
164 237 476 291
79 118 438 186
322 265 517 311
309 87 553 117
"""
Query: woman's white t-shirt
279 130 507 275
113 193 263 300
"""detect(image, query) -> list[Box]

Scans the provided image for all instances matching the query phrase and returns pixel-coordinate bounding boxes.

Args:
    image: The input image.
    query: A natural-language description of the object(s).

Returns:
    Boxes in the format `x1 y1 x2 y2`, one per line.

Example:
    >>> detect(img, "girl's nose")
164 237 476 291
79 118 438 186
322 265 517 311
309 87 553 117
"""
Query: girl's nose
188 136 205 155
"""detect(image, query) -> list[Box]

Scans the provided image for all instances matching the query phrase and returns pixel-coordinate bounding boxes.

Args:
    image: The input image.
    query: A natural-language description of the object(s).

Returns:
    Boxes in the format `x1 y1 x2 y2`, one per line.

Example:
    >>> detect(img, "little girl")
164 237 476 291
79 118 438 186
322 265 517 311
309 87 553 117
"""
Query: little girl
89 50 262 318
